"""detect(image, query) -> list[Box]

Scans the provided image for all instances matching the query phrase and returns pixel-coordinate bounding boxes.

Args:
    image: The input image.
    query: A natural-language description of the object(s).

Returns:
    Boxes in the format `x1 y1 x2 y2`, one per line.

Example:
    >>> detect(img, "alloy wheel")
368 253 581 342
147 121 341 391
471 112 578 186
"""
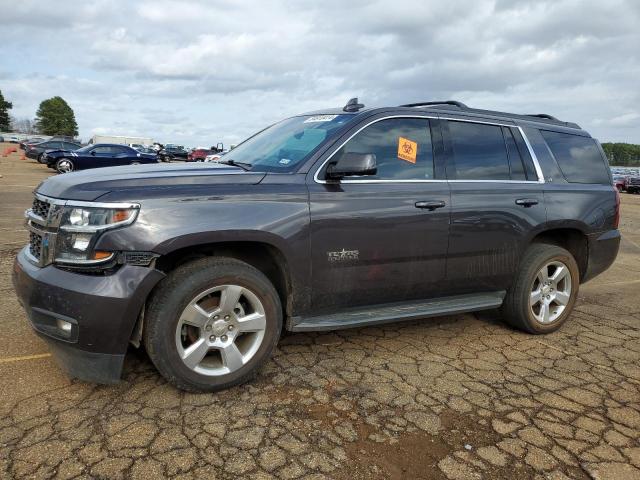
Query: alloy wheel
57 159 74 173
175 284 267 376
530 260 572 324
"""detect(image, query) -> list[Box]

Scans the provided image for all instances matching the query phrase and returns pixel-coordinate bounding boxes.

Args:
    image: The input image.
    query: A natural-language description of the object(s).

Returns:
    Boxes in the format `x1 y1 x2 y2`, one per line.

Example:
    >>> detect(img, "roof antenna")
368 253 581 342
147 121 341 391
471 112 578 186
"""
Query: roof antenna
343 97 365 112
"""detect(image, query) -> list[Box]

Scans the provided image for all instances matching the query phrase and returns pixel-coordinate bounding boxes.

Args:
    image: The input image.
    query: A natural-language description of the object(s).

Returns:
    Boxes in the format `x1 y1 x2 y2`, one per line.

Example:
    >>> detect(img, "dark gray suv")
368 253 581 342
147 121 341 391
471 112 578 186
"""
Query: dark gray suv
13 99 620 392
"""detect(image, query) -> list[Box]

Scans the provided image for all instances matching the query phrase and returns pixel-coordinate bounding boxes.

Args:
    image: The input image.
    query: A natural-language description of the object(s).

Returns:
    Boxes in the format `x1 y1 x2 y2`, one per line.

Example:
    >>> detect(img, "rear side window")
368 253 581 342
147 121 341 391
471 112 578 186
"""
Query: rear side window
540 130 609 184
447 121 510 180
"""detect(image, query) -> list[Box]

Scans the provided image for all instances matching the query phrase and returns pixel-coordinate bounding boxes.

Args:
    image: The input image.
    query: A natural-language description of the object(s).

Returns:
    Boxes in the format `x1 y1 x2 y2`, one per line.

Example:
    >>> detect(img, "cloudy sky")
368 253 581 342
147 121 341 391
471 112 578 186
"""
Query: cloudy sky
1 0 639 145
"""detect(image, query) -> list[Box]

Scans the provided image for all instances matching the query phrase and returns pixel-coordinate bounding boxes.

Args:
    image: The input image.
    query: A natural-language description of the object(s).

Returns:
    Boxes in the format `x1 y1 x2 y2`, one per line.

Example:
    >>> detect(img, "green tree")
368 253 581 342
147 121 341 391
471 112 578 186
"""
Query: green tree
35 96 78 136
601 142 640 167
0 90 12 132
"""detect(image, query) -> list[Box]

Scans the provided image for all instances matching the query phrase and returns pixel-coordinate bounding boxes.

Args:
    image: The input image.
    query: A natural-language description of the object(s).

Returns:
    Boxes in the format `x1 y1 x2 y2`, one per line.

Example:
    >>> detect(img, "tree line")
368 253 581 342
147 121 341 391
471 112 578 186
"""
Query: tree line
601 143 640 167
0 89 78 137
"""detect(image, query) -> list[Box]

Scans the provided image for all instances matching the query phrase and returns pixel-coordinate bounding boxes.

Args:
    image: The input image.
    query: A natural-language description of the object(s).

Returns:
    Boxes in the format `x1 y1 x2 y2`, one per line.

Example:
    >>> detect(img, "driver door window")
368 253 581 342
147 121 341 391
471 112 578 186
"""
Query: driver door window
91 146 113 156
332 117 435 180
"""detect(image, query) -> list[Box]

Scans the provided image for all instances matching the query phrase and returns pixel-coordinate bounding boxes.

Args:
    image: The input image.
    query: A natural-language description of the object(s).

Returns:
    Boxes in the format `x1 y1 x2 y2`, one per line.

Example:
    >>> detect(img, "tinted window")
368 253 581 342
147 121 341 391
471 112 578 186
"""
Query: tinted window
62 142 79 150
92 146 113 154
448 121 510 180
540 130 609 184
332 118 434 180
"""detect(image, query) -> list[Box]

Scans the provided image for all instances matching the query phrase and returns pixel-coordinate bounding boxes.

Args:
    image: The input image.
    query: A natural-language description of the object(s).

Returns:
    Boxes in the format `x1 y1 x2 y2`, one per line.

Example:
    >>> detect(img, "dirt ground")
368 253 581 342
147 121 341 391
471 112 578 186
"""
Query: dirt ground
0 144 639 480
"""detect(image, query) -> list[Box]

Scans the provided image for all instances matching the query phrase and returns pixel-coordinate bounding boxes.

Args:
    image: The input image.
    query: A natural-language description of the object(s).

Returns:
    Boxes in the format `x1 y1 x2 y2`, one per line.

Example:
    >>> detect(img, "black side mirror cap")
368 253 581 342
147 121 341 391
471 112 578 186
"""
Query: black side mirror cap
326 153 377 179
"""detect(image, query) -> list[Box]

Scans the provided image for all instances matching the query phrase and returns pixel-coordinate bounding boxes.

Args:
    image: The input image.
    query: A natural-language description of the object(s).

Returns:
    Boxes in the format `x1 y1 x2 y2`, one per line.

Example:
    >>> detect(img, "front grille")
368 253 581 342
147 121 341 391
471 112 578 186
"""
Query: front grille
29 232 42 260
32 197 51 219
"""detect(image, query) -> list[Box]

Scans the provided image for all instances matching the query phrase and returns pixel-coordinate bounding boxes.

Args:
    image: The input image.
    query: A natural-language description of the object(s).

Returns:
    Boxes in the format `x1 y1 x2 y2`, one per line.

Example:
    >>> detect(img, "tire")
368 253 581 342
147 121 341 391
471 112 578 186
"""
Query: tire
501 243 579 334
55 158 75 173
37 153 46 164
143 257 282 392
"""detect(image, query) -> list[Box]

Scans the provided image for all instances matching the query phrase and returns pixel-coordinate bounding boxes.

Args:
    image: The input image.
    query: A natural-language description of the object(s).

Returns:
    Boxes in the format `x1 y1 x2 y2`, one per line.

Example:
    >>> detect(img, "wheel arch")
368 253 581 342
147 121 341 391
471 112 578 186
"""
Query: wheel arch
154 240 294 318
530 227 588 281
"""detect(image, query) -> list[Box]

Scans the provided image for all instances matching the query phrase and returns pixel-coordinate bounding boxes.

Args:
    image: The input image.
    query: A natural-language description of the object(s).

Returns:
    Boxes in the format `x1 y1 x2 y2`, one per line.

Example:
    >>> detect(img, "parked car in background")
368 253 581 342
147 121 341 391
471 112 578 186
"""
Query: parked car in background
187 148 213 162
44 143 158 173
0 135 4 143
613 175 628 192
25 140 81 162
19 137 47 150
204 151 227 162
133 146 157 154
6 135 20 143
159 144 189 162
627 176 640 194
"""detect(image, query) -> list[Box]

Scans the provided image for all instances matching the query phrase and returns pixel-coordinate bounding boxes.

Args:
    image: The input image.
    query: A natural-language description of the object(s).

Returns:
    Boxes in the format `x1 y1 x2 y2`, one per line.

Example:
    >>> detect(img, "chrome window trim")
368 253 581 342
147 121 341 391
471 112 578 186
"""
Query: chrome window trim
312 115 545 184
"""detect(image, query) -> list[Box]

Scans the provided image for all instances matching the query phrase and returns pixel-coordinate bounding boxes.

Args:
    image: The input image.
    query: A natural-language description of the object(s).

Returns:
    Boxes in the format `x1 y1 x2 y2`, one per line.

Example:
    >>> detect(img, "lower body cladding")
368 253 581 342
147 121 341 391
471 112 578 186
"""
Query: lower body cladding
12 247 165 383
583 229 621 282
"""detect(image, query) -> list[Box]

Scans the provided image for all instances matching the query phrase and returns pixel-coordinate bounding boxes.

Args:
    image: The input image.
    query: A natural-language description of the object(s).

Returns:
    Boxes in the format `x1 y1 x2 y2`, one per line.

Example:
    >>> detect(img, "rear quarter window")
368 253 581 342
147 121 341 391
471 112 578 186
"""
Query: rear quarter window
540 130 610 184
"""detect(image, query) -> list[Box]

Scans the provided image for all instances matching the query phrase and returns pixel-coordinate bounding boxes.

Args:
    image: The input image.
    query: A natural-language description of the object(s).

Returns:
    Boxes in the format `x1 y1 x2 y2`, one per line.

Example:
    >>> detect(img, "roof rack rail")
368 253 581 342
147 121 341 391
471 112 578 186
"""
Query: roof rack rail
526 113 559 121
399 100 468 109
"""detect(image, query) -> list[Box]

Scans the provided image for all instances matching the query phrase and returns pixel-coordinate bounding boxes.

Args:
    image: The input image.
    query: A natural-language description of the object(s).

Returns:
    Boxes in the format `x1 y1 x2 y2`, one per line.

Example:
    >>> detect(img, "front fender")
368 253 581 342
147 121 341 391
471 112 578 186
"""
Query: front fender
95 186 311 311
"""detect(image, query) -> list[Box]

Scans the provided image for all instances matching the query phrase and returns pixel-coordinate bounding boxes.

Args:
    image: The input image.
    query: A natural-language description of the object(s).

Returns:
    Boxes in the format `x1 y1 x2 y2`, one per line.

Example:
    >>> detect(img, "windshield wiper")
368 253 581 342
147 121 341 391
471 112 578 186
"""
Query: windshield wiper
217 159 252 171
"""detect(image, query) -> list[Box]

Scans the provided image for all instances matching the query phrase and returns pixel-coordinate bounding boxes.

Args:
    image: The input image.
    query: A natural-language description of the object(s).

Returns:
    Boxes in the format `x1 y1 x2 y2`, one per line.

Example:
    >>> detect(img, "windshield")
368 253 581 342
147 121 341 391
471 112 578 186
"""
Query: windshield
223 114 354 172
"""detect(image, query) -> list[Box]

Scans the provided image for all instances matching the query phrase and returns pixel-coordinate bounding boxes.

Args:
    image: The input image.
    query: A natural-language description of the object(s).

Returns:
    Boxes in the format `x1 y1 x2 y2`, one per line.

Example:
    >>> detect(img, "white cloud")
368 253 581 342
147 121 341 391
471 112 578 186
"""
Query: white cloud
0 0 638 145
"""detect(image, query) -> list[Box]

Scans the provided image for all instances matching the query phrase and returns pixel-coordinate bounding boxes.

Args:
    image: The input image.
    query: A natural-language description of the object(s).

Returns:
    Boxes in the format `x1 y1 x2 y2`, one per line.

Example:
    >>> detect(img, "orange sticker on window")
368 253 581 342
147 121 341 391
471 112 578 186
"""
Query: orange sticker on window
397 137 417 163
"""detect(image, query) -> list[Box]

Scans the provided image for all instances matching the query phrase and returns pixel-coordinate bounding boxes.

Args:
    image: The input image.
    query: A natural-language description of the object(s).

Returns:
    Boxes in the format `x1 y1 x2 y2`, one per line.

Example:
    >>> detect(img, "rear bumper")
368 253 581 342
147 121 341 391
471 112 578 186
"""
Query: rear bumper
12 247 165 383
583 229 621 283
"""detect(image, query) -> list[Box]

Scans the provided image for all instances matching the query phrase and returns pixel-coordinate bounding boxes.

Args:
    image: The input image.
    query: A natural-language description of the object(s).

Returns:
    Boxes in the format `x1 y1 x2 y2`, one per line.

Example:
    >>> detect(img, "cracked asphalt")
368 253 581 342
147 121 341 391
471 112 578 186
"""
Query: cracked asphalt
1 145 639 480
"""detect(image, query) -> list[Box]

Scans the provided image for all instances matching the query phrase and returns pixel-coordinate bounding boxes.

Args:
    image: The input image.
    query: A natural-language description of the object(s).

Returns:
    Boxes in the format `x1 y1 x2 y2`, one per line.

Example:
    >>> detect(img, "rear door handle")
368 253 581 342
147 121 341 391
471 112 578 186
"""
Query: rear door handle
515 198 539 207
415 200 446 211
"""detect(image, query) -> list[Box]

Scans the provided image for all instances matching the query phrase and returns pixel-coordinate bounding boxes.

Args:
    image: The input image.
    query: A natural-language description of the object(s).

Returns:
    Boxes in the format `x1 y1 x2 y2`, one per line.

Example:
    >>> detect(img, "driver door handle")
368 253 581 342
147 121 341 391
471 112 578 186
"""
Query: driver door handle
415 200 446 211
515 198 539 207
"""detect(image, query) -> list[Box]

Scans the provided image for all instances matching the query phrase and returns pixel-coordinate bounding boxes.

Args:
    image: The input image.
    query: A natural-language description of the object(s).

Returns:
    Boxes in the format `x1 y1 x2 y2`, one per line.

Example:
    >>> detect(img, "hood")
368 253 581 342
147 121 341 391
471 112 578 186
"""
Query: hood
36 163 266 201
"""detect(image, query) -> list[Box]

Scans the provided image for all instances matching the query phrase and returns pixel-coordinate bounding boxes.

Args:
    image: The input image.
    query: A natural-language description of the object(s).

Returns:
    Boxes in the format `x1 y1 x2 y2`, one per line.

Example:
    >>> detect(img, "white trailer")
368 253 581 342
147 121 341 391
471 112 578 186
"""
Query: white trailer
90 135 153 146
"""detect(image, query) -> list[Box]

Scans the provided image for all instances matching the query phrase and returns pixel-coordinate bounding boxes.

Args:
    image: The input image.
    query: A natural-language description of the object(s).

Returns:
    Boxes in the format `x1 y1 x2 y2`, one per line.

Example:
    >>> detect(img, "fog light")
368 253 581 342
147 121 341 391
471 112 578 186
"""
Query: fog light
56 318 72 333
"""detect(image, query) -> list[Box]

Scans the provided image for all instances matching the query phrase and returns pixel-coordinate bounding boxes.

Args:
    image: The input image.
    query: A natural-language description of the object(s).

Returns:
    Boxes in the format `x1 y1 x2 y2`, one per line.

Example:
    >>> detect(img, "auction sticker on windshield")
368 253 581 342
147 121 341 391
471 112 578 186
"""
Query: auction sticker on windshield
397 137 417 163
304 115 338 123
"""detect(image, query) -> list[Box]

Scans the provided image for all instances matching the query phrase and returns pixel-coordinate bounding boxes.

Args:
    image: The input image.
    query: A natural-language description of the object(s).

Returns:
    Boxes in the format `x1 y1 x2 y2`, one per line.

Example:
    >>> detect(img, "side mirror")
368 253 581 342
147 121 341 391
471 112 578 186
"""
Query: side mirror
91 151 96 156
326 152 376 179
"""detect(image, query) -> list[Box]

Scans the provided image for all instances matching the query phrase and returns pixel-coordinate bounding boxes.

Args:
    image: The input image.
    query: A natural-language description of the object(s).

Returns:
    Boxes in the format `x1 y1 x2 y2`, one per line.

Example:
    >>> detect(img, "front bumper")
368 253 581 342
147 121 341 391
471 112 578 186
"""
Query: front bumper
12 247 165 383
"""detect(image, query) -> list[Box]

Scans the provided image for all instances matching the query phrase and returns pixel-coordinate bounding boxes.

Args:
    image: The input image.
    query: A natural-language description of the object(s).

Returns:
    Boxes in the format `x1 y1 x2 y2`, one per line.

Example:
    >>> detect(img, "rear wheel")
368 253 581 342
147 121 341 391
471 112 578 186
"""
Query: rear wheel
143 257 282 392
55 158 74 173
501 243 579 334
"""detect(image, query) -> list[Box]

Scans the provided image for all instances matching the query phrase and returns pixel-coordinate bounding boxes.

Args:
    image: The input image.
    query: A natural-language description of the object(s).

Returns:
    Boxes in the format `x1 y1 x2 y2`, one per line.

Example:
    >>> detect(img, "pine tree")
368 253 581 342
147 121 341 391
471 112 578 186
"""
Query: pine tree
35 96 78 136
0 90 12 132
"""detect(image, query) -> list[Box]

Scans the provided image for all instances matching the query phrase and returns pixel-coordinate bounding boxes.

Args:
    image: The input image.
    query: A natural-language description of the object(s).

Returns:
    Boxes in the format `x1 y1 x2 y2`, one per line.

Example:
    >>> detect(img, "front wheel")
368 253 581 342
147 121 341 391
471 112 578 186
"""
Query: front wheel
501 243 579 334
55 158 75 173
143 257 282 392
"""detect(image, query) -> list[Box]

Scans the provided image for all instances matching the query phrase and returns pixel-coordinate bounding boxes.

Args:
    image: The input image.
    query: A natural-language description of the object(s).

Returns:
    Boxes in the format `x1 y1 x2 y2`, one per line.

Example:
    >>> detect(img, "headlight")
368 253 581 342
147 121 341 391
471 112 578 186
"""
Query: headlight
55 204 139 264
